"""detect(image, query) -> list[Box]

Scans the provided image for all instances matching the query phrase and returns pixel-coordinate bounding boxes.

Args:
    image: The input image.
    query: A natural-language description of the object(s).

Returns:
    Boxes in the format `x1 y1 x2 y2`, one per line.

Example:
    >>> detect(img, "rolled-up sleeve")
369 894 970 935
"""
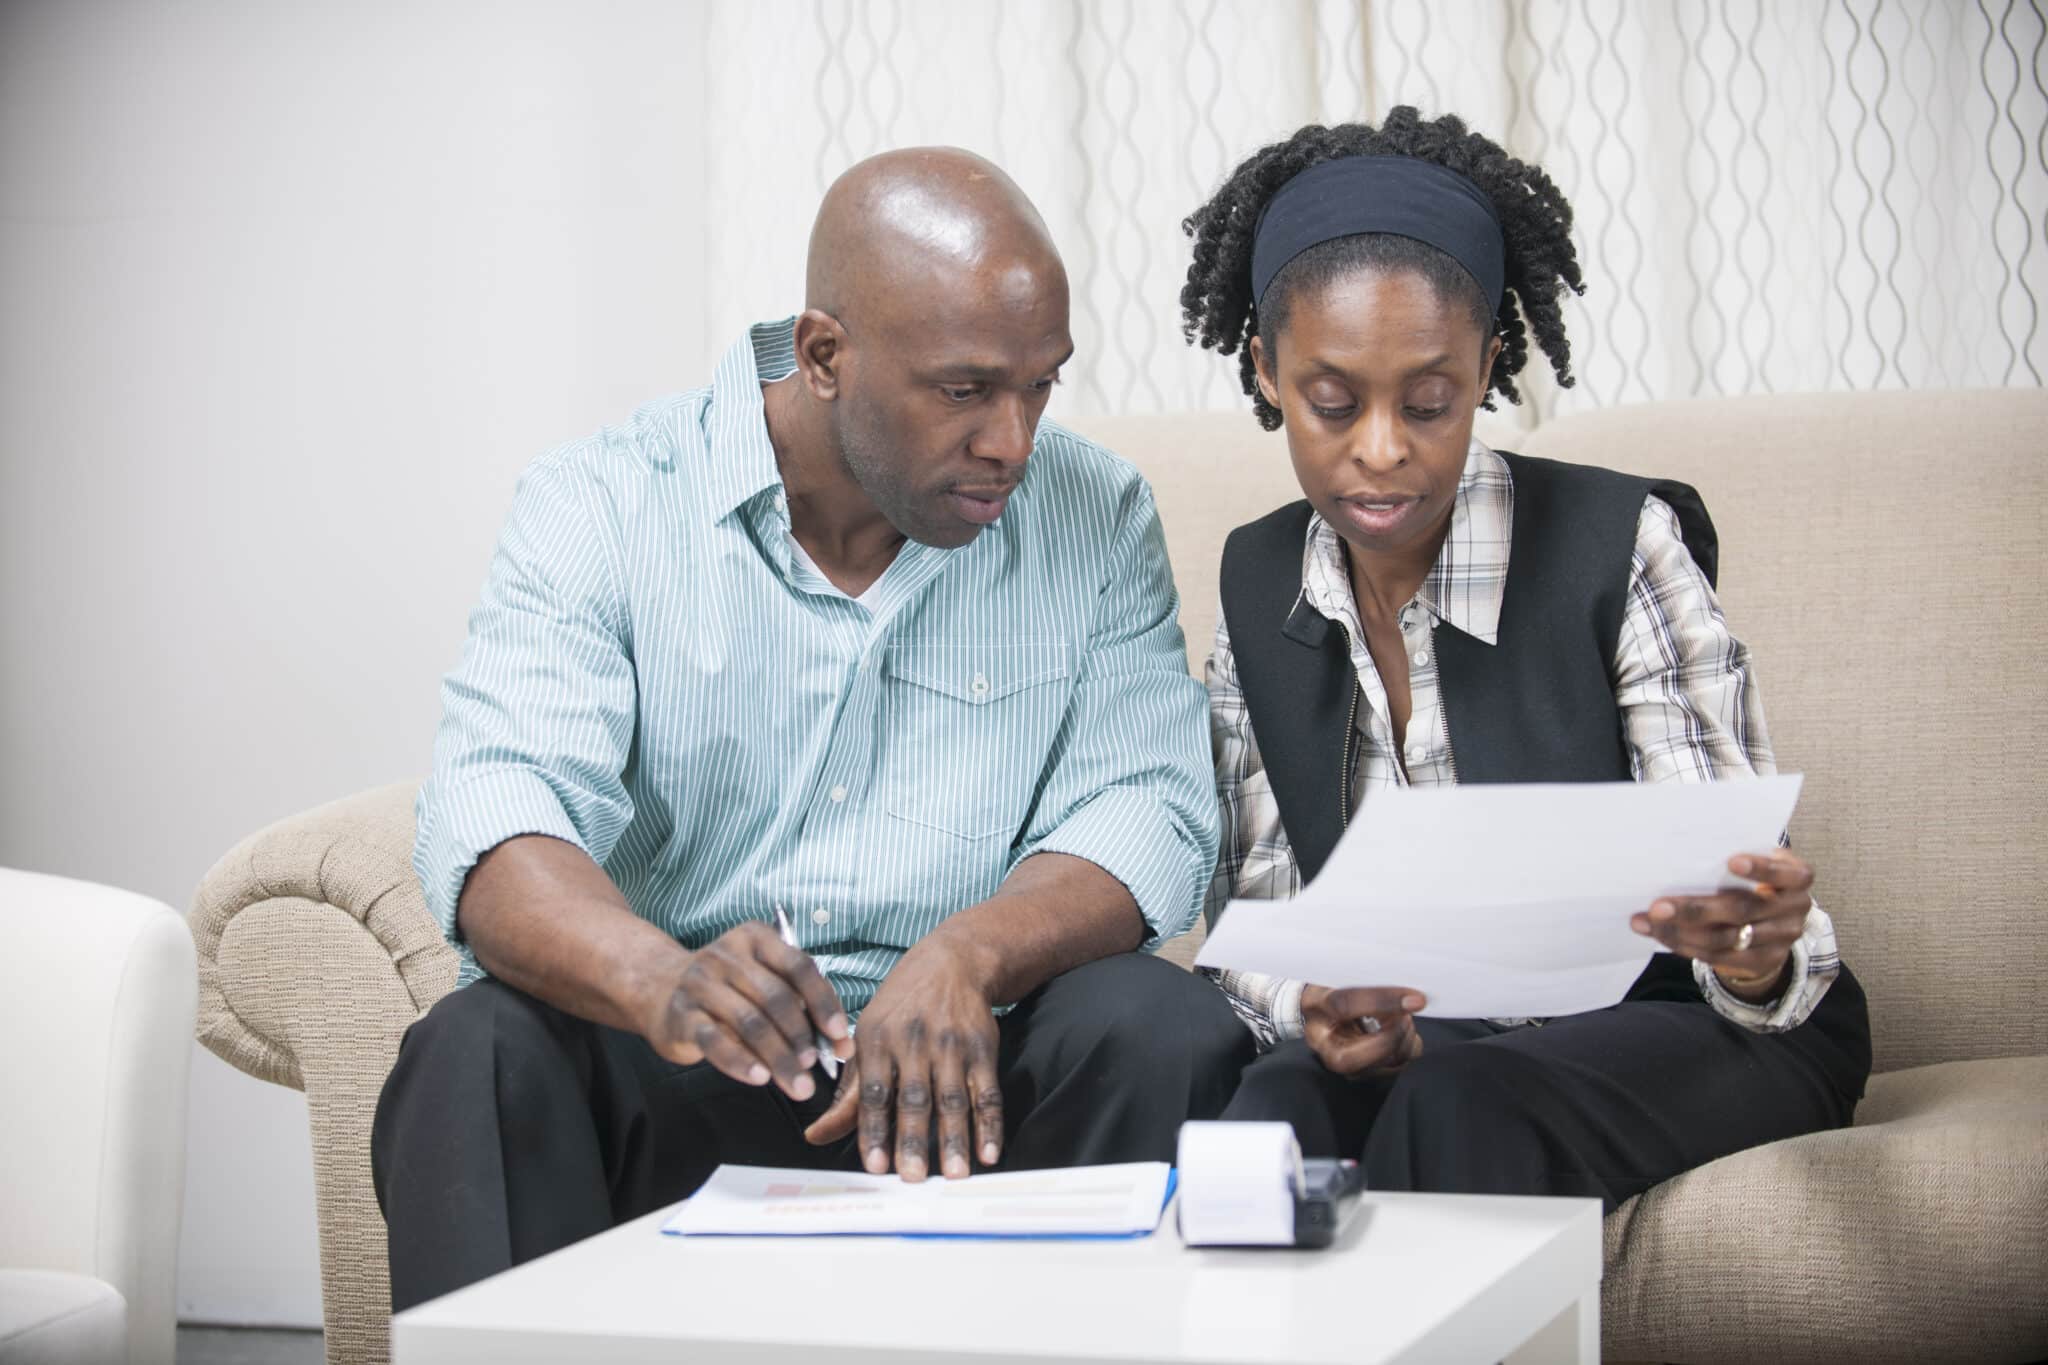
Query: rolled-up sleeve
1007 479 1218 945
413 460 638 962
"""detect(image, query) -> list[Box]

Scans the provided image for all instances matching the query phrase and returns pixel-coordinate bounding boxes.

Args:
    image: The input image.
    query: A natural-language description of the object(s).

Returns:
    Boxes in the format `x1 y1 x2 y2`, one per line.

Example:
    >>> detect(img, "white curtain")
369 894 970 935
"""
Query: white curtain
696 0 2048 425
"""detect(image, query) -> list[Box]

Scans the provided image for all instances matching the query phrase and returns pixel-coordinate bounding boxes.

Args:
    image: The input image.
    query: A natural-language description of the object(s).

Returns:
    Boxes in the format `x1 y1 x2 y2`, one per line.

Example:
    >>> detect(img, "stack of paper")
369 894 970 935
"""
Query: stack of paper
1197 776 1803 1019
662 1161 1173 1240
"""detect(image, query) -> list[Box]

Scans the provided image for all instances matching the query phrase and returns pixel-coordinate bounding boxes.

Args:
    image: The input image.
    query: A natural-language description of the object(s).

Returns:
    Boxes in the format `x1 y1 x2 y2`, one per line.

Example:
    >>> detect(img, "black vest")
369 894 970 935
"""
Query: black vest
1218 451 1718 886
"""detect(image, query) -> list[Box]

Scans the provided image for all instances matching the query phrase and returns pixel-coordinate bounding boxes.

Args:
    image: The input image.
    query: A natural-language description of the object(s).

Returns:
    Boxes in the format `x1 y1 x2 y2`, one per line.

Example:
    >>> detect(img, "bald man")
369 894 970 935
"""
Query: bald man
371 149 1251 1309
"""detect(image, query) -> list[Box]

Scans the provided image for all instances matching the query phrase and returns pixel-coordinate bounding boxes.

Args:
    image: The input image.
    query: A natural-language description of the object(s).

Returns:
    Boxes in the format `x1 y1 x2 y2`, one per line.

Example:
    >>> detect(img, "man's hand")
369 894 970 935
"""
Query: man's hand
1300 985 1427 1078
645 922 853 1102
1631 850 1814 1003
802 940 1003 1181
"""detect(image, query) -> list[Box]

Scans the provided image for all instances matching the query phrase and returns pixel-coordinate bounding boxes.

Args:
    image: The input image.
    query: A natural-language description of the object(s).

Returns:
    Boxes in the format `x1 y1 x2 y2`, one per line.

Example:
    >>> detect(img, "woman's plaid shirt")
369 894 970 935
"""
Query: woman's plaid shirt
1201 443 1843 1049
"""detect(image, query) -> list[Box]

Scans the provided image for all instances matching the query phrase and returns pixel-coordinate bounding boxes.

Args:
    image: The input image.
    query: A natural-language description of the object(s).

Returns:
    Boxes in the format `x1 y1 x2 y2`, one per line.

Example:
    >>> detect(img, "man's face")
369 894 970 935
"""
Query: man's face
829 262 1073 549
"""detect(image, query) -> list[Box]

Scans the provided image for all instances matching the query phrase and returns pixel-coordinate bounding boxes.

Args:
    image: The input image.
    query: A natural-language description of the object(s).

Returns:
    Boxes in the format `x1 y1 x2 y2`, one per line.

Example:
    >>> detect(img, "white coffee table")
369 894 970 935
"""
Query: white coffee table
392 1190 1601 1364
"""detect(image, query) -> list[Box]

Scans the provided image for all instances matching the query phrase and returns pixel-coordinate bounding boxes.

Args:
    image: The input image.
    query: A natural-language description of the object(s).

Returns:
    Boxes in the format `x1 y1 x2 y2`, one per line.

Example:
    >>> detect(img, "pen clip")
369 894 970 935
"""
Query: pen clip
768 902 840 1079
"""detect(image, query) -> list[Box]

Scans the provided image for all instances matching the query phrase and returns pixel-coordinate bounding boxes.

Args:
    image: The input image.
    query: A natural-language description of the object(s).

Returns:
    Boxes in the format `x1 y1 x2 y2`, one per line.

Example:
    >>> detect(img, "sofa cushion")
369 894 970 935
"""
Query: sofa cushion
1520 389 2048 1075
0 1271 125 1365
1599 1054 2048 1363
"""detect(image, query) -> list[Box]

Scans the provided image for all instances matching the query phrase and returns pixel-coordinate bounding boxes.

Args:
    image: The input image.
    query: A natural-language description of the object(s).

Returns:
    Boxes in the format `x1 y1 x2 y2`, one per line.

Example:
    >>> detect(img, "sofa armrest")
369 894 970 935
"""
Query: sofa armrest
191 781 454 1088
190 782 457 1365
1599 1055 2048 1363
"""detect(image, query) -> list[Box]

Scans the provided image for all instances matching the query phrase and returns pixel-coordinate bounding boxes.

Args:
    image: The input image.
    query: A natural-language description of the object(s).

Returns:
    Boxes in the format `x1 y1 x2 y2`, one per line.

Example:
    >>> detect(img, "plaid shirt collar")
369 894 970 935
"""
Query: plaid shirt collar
1298 439 1513 647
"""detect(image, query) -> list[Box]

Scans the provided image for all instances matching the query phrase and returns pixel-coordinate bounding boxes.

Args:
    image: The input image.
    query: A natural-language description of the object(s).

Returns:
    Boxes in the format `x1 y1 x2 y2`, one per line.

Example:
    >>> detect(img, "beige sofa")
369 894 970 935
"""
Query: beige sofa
190 390 2048 1365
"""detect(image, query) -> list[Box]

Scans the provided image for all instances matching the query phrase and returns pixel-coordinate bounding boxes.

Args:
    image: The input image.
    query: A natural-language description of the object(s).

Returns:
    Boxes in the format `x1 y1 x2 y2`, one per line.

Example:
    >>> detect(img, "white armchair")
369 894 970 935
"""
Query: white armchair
0 869 197 1365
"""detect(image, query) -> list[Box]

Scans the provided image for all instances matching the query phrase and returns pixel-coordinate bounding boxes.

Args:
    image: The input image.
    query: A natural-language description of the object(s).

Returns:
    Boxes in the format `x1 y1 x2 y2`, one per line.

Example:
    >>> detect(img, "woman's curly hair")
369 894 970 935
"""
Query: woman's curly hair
1180 106 1584 429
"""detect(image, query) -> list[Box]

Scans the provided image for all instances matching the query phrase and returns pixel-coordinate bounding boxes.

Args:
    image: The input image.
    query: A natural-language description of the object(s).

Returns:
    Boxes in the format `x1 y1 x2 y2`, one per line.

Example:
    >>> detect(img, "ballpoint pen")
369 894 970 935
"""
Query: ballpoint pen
770 903 840 1080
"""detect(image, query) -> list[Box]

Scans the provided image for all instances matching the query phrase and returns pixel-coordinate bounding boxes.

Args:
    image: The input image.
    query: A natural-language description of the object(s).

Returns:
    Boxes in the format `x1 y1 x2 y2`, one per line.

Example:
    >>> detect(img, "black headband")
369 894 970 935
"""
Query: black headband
1249 155 1506 317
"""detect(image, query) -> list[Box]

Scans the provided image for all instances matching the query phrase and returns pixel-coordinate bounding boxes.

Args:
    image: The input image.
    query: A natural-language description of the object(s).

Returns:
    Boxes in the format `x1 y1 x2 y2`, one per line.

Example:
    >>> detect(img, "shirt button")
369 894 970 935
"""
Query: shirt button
811 908 831 926
829 784 848 803
970 672 990 701
1411 650 1428 667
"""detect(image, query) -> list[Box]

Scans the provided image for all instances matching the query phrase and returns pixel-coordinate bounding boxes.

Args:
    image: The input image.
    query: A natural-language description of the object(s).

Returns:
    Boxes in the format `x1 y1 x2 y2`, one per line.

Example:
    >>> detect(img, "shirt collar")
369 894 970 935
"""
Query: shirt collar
1300 439 1514 646
702 317 801 525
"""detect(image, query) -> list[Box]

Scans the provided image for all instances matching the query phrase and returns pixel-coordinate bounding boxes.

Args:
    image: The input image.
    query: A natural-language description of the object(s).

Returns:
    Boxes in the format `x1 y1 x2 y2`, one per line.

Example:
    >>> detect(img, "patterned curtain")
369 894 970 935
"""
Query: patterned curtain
699 0 2048 424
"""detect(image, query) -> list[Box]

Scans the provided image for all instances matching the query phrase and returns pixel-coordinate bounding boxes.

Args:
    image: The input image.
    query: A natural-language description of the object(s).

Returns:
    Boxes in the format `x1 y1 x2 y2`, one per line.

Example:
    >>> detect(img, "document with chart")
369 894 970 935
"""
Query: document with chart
662 1162 1173 1239
1197 776 1803 1018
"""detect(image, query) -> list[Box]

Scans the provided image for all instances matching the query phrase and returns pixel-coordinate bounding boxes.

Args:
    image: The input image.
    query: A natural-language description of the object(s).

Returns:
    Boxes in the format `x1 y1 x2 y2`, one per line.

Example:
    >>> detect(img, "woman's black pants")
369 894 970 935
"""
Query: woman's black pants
1221 955 1871 1211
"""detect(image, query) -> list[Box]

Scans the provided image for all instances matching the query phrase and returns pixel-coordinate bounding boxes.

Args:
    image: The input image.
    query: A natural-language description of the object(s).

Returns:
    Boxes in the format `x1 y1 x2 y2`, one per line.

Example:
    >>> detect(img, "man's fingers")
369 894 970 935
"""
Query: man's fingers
728 950 816 1055
653 991 709 1067
966 1036 1003 1169
723 959 820 1099
929 1029 974 1180
667 986 777 1087
857 1054 896 1175
749 929 853 1048
803 1056 861 1146
693 970 812 1099
893 1025 934 1183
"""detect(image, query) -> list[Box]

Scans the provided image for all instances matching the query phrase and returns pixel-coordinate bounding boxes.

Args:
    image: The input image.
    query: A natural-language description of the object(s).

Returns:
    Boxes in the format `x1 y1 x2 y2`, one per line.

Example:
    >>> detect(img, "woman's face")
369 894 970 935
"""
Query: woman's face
1251 268 1501 561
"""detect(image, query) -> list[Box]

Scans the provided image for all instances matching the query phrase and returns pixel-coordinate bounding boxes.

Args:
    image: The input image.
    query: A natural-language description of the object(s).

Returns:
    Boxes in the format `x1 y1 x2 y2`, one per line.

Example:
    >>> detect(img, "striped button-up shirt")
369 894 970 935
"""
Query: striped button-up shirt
1204 441 1842 1047
417 320 1216 1011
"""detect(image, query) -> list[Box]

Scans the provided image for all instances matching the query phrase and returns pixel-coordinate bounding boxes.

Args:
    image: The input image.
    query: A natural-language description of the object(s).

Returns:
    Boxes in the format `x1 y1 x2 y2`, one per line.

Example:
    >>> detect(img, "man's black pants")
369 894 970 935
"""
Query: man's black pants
1221 955 1871 1211
371 952 1253 1311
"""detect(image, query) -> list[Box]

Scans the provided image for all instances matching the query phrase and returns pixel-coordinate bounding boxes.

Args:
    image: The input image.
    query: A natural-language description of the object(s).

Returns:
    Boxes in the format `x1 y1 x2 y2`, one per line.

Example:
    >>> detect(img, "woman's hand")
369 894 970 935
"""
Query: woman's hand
1300 985 1427 1077
1631 850 1814 1003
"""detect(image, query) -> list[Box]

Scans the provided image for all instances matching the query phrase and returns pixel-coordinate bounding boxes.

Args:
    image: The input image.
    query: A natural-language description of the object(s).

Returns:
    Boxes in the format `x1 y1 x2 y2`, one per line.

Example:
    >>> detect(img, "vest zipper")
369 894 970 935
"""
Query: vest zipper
1336 622 1360 829
1438 690 1461 785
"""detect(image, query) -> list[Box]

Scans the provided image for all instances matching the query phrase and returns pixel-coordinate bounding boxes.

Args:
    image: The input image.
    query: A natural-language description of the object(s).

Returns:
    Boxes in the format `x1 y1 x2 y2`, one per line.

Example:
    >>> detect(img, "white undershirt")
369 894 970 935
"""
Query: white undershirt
786 531 884 609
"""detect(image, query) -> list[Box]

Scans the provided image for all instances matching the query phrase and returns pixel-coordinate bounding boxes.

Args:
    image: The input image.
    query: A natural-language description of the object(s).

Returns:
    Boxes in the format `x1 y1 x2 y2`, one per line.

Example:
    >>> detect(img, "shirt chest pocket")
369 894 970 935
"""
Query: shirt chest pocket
881 642 1071 842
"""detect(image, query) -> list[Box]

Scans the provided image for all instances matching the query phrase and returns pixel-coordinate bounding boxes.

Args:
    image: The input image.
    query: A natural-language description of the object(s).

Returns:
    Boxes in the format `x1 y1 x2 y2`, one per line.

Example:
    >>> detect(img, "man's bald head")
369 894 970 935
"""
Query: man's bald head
781 148 1072 552
806 147 1064 326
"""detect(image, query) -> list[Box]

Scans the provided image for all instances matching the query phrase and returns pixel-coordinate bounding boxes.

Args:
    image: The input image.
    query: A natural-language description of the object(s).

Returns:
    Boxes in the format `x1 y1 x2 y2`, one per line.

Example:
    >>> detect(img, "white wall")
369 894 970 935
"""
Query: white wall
0 0 713 1325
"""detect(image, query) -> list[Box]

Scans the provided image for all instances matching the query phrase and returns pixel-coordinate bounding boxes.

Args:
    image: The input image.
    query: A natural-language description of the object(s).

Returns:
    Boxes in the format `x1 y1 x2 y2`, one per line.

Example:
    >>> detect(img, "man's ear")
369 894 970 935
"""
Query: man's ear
1249 333 1281 409
793 309 847 401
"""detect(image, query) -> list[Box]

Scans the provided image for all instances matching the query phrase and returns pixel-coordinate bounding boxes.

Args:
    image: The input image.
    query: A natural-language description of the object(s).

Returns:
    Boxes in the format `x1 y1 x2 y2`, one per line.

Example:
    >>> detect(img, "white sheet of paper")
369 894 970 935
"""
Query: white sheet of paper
661 1161 1171 1238
1195 776 1803 1019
